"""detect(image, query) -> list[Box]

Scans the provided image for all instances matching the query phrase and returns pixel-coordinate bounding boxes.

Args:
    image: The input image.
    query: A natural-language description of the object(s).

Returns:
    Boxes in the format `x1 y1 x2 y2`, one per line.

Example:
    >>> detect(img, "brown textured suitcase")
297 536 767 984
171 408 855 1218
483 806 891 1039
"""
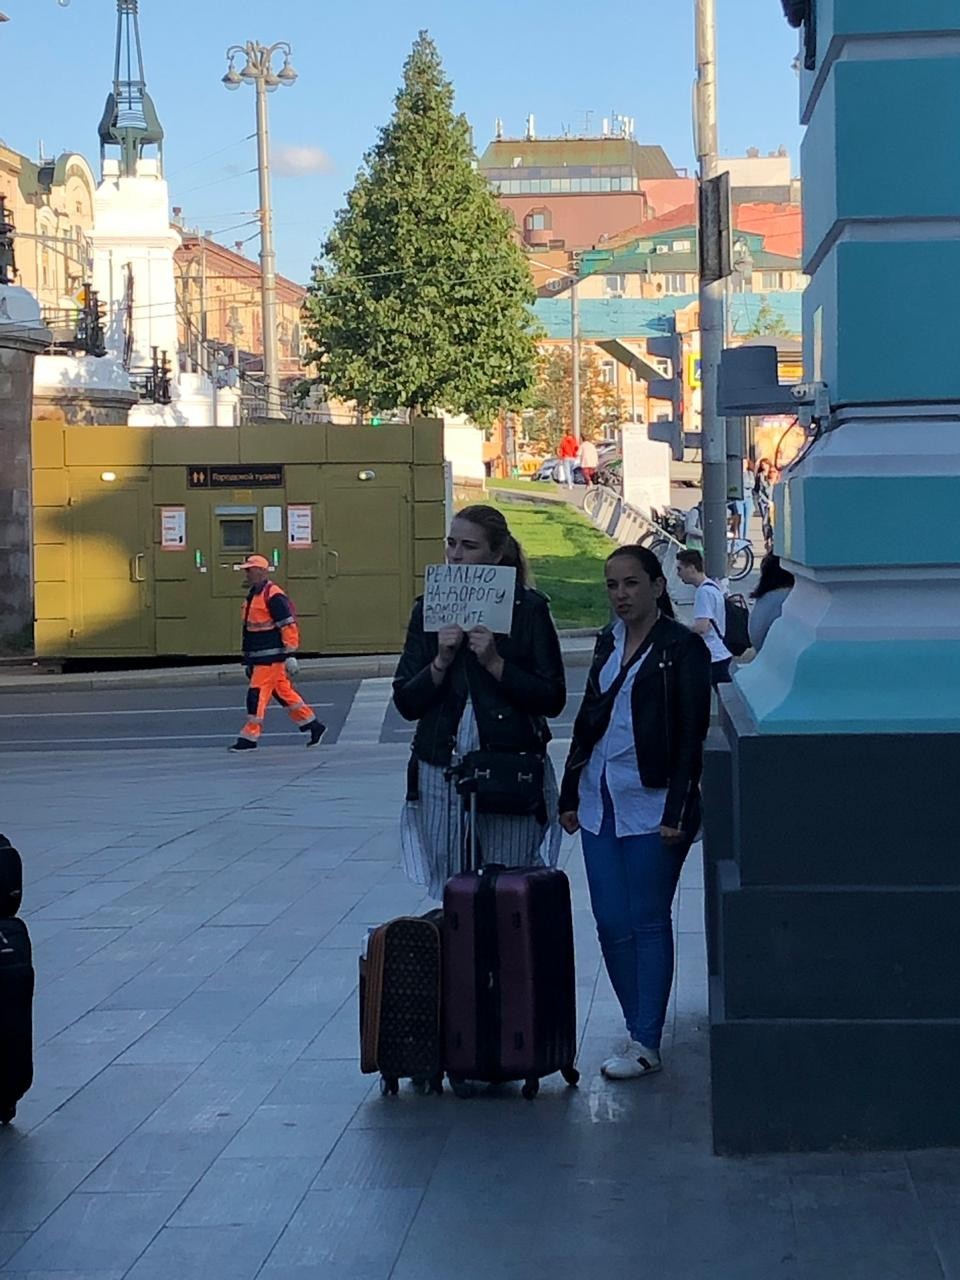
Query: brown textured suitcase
442 790 579 1100
359 912 443 1096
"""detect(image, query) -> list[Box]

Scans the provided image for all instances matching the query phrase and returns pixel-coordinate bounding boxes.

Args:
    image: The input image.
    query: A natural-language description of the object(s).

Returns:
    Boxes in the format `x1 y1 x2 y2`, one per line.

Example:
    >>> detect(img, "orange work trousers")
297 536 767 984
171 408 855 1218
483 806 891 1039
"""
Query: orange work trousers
239 664 317 743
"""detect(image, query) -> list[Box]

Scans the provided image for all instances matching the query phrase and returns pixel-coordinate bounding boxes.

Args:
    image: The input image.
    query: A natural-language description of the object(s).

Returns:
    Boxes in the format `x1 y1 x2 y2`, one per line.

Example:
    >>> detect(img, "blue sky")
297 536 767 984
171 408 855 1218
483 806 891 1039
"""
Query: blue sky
0 0 802 282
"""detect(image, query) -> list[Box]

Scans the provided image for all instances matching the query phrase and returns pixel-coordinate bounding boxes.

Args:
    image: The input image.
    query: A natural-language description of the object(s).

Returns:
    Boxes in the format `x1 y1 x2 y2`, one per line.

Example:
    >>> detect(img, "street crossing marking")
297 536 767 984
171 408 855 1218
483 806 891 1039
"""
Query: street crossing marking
339 677 399 746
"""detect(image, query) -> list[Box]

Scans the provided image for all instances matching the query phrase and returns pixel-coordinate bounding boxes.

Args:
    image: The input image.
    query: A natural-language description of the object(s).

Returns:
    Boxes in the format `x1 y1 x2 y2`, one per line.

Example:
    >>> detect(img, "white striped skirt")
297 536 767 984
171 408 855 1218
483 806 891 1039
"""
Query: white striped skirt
400 755 562 899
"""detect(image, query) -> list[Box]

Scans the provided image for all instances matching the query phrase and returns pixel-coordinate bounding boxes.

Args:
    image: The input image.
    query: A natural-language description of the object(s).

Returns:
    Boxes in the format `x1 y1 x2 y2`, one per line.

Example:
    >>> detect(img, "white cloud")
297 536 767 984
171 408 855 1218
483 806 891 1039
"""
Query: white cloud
273 145 334 177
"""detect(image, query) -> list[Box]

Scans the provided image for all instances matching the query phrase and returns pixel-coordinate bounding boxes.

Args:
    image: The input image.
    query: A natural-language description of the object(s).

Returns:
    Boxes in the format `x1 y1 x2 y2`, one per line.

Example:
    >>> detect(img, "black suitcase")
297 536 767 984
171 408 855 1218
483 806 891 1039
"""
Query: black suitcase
359 910 444 1097
0 918 34 1124
442 771 579 1100
0 835 23 918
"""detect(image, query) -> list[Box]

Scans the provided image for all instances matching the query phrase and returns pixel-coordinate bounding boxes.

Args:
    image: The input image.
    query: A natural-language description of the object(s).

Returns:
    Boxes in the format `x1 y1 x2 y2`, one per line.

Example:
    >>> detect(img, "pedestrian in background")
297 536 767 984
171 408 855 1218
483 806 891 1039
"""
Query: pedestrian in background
559 545 710 1080
676 548 733 687
578 436 599 485
229 556 325 752
749 554 795 653
729 458 754 540
393 505 566 898
754 458 775 548
557 430 579 489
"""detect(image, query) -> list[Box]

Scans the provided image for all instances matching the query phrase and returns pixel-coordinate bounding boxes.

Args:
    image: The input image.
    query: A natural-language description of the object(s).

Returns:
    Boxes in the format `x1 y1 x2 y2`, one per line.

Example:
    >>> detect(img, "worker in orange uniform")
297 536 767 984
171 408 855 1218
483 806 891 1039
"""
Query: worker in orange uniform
229 555 326 752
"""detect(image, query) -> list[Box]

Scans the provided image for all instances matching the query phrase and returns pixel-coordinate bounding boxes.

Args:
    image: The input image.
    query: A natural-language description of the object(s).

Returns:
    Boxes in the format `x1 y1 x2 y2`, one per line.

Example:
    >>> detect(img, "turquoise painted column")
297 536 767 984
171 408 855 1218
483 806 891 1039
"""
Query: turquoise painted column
736 0 960 732
704 0 960 1153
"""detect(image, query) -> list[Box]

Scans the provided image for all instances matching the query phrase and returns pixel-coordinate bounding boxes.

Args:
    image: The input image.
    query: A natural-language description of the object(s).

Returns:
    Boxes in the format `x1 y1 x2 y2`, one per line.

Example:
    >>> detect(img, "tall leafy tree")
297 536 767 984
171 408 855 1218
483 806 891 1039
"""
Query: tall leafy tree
303 32 539 422
526 348 624 450
745 296 792 337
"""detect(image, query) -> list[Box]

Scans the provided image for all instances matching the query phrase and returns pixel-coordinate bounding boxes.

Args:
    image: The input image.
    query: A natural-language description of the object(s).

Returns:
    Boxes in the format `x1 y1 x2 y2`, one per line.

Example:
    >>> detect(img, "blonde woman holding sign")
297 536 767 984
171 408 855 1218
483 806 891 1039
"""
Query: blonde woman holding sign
392 505 566 896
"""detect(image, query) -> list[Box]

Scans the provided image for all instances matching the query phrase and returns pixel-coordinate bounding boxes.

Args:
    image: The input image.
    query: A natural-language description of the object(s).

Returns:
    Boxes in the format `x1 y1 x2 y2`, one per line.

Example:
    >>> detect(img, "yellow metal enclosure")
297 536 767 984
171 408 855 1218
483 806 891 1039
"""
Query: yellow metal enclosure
32 419 446 659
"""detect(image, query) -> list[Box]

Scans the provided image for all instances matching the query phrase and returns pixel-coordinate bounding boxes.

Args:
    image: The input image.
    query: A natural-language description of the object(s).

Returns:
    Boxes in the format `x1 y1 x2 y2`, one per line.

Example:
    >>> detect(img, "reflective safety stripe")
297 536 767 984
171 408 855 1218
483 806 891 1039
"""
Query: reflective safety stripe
273 615 295 627
287 701 307 711
245 620 278 632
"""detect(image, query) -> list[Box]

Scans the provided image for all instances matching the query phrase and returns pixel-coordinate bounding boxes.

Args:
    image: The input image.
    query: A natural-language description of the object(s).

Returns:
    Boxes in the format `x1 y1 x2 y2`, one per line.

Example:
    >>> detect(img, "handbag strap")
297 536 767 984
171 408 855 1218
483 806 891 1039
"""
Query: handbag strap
603 637 650 703
701 580 726 641
585 637 653 745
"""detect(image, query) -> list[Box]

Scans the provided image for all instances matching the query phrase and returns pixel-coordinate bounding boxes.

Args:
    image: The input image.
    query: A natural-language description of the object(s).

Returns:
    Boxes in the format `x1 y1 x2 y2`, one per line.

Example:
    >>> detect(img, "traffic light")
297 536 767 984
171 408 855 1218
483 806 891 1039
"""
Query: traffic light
370 416 383 427
646 331 689 463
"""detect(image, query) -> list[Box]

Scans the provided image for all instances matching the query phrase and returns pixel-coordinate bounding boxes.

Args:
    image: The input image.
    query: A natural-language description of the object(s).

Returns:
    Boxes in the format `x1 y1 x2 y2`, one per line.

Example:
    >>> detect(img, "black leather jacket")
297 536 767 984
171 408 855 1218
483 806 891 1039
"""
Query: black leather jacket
559 616 711 839
392 586 566 767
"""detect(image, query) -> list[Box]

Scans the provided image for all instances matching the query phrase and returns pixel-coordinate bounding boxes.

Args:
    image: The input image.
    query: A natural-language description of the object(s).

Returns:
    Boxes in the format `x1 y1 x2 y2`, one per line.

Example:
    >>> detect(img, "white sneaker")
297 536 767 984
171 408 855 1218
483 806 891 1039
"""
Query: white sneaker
601 1040 662 1080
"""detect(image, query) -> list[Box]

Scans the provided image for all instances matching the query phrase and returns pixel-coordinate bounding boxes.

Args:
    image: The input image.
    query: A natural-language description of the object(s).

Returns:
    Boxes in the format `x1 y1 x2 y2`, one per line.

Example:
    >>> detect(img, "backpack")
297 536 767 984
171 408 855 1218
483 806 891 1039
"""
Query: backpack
704 582 751 658
722 595 751 657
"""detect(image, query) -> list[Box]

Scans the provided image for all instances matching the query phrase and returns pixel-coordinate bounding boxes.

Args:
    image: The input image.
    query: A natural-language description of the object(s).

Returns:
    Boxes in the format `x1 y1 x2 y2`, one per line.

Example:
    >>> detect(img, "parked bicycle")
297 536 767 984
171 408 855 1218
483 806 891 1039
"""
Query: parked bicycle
680 503 754 581
726 537 755 581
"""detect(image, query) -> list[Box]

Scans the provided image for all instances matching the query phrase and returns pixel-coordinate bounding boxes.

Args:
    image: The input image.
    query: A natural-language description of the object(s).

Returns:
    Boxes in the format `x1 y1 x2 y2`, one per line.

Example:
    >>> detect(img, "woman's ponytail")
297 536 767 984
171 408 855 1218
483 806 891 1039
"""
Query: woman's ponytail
501 535 530 589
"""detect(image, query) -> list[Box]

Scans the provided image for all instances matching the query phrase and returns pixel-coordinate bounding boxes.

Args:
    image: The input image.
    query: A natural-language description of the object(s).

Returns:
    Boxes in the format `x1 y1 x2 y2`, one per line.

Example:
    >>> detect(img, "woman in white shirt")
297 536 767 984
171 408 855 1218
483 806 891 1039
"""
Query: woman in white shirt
559 545 711 1080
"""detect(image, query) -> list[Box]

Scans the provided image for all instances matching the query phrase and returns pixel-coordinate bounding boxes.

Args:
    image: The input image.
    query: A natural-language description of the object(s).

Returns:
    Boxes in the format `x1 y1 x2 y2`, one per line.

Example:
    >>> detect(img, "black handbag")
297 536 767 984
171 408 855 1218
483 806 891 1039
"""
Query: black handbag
448 750 545 818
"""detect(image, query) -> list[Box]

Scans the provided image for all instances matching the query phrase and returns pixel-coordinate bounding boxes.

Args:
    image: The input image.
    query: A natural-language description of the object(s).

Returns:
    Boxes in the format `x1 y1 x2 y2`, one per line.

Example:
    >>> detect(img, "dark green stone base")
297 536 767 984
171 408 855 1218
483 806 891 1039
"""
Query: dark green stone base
704 682 960 1154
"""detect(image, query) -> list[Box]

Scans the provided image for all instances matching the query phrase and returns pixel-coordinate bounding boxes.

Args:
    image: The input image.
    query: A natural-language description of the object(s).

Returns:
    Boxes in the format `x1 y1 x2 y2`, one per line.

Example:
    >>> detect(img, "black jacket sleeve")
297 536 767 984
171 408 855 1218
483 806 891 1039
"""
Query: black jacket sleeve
558 631 609 813
661 633 712 832
497 594 567 718
558 733 590 815
392 600 445 722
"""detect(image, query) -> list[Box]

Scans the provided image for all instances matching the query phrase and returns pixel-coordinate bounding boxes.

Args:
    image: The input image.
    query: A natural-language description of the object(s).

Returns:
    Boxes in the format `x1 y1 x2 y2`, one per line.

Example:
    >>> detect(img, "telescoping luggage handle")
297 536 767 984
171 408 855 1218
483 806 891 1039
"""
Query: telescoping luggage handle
445 760 479 875
444 759 503 877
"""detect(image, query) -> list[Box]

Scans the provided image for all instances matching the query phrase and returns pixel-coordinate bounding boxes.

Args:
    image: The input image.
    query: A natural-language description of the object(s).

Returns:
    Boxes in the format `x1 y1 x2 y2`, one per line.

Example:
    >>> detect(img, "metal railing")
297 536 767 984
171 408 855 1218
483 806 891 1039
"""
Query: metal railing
40 289 107 358
129 347 172 404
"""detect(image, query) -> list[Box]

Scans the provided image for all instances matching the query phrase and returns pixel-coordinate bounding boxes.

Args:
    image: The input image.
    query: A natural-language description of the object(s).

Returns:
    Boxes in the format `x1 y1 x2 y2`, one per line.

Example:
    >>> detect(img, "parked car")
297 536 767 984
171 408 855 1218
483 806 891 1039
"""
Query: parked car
533 445 621 487
532 457 560 482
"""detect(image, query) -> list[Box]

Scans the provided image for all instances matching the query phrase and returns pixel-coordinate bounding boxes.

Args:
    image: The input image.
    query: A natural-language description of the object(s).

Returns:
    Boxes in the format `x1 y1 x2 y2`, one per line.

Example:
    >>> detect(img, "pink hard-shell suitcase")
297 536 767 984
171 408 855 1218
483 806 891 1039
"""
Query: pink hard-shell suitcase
441 779 579 1100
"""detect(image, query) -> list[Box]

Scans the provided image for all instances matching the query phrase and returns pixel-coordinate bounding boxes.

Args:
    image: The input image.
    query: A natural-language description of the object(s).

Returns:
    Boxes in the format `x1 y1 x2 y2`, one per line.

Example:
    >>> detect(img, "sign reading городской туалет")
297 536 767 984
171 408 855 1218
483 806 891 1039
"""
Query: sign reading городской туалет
422 564 517 634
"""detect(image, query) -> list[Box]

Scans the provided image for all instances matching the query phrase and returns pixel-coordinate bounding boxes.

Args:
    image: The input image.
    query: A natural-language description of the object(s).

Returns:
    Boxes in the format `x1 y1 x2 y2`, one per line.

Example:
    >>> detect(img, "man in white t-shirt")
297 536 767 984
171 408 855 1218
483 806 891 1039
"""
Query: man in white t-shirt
677 549 732 687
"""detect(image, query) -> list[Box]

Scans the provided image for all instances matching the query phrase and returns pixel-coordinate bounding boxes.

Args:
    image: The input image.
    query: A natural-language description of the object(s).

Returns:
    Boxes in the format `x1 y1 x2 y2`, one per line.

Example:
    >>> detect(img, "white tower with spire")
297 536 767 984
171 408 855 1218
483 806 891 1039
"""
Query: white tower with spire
86 0 236 425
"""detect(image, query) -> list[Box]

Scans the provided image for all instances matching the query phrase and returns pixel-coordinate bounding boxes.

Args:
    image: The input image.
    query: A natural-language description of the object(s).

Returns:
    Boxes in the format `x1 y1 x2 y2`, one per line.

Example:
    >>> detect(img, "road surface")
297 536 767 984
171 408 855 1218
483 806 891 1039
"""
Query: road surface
0 666 590 753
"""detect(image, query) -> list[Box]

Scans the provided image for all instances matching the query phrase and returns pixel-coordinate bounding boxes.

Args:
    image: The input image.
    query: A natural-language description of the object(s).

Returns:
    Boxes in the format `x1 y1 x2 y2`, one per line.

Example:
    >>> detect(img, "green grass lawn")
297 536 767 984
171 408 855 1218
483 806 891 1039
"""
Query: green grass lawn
486 477 559 496
485 499 614 630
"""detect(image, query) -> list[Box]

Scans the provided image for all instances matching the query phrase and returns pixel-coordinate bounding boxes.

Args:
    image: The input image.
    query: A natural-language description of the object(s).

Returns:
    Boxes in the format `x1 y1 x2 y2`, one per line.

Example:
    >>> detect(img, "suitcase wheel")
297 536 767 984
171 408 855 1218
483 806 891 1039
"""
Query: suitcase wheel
449 1075 476 1100
379 1076 400 1098
0 1104 15 1125
561 1065 581 1088
411 1075 443 1097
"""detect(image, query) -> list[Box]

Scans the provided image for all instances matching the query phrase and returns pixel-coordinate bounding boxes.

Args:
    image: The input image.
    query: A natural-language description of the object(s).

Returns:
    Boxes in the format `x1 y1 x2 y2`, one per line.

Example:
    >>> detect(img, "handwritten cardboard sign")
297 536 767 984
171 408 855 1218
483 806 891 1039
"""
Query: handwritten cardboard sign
422 563 517 634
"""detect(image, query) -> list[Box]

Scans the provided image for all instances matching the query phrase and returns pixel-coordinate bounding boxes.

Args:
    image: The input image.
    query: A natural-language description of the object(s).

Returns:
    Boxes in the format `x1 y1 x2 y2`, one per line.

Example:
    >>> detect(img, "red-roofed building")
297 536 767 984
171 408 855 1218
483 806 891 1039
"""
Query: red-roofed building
601 203 699 250
636 178 697 221
477 129 681 255
732 202 802 261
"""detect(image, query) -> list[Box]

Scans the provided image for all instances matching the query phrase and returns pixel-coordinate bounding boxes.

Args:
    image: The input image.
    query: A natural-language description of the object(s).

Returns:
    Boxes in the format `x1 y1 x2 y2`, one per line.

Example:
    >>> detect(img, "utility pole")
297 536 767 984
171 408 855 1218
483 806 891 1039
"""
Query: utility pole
254 76 280 420
227 305 243 373
570 275 582 442
223 40 298 421
695 0 728 580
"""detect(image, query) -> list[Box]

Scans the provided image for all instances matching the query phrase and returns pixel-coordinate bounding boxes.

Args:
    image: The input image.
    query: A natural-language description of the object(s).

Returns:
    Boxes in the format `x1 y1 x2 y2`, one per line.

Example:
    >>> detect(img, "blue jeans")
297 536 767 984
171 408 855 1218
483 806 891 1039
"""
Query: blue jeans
580 789 684 1051
732 498 752 536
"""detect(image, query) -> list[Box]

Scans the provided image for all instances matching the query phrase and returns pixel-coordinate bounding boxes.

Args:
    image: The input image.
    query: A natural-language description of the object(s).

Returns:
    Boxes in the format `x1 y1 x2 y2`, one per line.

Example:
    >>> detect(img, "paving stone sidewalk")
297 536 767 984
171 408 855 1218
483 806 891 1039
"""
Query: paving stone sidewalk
0 742 958 1278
